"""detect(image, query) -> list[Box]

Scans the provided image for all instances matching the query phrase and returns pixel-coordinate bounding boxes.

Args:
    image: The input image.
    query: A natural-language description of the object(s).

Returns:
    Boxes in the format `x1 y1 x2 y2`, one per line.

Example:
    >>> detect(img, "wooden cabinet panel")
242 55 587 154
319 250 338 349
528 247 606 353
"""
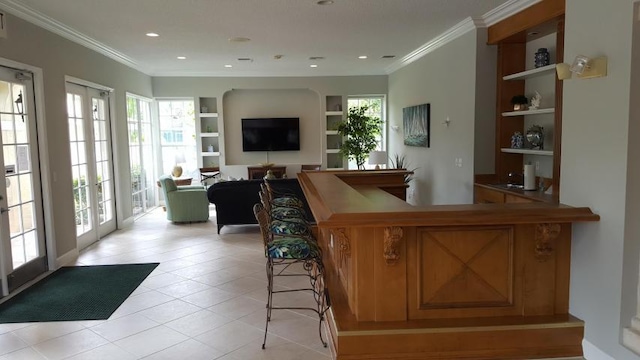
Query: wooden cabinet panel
505 194 534 203
247 165 286 179
474 186 505 204
408 226 521 320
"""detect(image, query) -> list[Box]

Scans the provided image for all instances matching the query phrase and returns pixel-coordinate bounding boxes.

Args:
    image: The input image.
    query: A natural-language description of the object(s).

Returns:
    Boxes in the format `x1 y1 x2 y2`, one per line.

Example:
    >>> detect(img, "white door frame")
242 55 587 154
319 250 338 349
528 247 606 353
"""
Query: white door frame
0 57 56 271
65 76 127 230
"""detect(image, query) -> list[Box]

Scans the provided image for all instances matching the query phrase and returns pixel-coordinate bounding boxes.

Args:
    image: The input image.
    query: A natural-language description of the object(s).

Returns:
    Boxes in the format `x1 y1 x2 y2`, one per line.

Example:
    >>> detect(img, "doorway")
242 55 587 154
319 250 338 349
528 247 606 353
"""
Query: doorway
65 82 116 250
0 67 47 295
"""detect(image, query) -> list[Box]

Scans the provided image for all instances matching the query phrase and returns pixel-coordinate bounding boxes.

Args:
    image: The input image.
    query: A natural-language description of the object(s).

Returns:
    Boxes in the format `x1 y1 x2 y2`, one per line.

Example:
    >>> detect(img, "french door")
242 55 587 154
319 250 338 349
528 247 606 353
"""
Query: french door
65 83 116 250
0 67 47 295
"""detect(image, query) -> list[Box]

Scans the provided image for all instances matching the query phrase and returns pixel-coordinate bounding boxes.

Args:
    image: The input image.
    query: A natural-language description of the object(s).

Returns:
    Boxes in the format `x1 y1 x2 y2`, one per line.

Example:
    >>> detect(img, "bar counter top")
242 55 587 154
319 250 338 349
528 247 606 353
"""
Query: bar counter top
298 171 599 227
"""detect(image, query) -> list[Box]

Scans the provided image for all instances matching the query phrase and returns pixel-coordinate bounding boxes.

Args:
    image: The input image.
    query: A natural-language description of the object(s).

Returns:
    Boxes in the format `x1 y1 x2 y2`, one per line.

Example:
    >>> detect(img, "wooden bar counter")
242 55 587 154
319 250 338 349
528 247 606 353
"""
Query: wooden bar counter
297 170 599 360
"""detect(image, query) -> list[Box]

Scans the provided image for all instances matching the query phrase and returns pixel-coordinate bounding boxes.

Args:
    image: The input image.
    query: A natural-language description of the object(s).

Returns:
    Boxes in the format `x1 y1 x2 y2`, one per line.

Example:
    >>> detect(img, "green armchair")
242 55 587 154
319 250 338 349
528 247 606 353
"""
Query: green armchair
158 175 209 222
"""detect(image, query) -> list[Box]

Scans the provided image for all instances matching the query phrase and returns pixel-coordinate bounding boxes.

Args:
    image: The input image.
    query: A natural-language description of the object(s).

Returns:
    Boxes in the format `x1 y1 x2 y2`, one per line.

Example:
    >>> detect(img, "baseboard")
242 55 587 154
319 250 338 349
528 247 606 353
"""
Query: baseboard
56 248 79 268
583 339 615 360
119 216 135 229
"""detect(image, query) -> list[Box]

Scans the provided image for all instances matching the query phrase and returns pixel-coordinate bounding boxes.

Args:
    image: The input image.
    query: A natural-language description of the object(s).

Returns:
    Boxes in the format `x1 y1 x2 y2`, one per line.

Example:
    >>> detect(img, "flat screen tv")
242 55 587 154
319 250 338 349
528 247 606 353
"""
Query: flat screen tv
241 118 300 151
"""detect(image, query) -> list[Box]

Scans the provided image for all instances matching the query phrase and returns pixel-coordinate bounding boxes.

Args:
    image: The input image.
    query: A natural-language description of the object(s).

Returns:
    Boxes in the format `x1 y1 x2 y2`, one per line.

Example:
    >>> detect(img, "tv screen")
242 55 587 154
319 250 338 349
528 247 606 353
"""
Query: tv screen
241 118 300 151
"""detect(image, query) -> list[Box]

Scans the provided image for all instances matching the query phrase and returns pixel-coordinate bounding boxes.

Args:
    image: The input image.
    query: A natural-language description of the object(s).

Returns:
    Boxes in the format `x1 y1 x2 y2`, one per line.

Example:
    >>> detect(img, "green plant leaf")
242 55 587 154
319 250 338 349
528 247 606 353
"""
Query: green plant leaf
337 105 382 169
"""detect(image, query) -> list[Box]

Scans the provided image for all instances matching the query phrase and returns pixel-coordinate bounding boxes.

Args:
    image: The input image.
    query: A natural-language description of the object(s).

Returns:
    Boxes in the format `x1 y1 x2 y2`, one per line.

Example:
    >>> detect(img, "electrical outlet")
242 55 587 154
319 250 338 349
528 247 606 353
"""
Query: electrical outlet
535 161 540 171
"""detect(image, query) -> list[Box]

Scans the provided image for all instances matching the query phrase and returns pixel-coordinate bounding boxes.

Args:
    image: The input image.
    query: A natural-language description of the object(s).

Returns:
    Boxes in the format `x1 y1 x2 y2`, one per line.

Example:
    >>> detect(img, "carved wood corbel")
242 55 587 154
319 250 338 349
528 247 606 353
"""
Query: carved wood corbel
535 223 561 262
330 228 350 266
384 227 403 265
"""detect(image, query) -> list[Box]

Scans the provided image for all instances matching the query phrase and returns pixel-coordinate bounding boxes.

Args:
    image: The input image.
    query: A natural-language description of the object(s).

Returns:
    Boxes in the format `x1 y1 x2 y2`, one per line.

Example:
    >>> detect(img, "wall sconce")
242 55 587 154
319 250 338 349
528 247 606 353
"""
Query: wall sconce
556 55 608 80
14 91 25 122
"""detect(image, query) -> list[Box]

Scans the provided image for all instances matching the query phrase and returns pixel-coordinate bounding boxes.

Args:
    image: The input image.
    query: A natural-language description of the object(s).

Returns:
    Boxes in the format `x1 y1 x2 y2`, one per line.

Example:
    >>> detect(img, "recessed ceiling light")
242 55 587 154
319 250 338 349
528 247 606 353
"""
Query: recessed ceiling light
381 55 396 59
310 64 318 68
229 37 251 43
358 55 368 59
317 0 334 4
177 56 186 60
224 64 233 68
146 32 159 37
309 56 325 60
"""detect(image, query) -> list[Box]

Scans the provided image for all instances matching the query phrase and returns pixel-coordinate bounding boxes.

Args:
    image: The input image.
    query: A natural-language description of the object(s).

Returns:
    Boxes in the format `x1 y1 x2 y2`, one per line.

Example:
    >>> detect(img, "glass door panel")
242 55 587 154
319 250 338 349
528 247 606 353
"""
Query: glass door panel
66 83 116 250
0 68 46 295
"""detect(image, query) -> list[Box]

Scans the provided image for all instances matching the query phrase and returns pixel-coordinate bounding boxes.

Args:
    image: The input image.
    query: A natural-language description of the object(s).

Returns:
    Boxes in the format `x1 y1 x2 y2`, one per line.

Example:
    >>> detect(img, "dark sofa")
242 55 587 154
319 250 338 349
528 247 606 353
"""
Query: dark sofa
207 178 313 233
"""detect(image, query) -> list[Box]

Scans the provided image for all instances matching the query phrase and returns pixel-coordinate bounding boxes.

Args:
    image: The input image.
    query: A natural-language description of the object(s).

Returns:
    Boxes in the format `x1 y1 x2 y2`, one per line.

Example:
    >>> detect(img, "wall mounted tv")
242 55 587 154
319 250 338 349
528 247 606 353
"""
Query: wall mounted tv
241 118 300 151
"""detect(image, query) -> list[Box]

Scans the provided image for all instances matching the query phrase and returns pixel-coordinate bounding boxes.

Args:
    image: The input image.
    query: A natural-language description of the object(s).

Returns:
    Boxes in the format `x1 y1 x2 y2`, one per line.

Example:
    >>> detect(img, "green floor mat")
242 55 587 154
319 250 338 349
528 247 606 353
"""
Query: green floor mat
0 263 159 323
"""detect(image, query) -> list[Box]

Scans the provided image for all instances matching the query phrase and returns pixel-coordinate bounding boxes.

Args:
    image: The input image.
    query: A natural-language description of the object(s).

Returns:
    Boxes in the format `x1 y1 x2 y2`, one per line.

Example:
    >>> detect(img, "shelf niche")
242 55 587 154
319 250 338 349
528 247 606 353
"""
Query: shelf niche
490 16 564 202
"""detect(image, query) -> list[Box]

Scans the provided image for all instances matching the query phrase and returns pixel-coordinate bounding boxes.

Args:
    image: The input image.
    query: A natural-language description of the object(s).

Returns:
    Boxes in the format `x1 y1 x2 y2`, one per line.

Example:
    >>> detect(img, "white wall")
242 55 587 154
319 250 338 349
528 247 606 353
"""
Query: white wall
0 13 152 258
622 1 640 353
388 28 495 205
561 1 640 359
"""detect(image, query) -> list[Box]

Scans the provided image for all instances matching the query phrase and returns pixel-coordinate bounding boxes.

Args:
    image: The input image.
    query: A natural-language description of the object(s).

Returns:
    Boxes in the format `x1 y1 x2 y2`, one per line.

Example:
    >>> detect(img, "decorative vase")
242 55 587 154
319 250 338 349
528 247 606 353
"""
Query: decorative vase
526 125 544 150
511 132 524 149
207 144 214 152
534 48 550 68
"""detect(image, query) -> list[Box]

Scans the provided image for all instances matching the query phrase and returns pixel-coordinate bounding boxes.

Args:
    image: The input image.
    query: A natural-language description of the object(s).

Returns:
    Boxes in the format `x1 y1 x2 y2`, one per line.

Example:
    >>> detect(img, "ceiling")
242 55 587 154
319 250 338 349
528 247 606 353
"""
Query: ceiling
0 0 537 77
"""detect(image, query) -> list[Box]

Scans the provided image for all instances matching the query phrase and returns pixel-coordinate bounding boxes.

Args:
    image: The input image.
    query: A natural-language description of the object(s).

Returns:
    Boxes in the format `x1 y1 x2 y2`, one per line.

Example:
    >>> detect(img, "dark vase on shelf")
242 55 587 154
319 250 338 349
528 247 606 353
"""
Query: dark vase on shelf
534 48 550 68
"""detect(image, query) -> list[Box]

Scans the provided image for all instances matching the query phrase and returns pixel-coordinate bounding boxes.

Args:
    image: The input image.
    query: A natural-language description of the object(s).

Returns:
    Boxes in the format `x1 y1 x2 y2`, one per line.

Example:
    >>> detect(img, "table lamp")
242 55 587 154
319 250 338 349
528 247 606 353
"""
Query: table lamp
368 151 387 170
172 153 186 177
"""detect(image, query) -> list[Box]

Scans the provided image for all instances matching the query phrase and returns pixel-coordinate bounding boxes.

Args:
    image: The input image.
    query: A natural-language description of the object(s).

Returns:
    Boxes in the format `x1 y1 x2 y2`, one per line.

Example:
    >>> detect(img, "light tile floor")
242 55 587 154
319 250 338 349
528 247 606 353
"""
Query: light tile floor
0 208 331 360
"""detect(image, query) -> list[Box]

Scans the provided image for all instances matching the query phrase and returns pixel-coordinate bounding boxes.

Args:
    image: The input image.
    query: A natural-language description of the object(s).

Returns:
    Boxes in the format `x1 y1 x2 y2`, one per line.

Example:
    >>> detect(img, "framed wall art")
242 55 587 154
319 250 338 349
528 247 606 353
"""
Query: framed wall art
403 103 430 147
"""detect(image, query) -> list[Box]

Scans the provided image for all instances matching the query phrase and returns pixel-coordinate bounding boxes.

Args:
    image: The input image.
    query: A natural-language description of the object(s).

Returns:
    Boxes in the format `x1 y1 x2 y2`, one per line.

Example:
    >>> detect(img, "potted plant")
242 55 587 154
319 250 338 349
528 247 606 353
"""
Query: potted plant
337 105 382 169
390 153 416 184
511 95 529 111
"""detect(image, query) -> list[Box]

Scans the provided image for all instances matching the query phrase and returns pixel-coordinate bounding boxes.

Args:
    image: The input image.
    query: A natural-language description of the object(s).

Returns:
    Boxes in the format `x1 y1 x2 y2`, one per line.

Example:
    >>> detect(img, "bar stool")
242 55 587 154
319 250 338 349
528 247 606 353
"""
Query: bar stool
253 203 329 349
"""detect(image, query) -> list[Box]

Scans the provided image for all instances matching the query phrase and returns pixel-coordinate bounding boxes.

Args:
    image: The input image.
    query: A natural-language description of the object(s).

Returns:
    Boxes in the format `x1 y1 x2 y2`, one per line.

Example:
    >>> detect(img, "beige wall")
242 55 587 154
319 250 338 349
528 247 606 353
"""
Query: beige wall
388 29 495 206
0 13 153 258
561 0 639 359
223 89 321 167
152 75 387 179
473 29 498 176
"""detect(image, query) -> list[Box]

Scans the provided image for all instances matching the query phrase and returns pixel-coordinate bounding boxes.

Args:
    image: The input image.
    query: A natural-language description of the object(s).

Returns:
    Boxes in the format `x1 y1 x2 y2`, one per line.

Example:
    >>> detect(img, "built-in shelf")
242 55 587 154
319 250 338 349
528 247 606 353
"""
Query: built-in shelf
501 148 553 156
326 130 339 135
326 149 341 154
201 152 221 156
503 64 556 81
326 111 343 116
199 112 219 118
200 132 219 137
502 108 555 117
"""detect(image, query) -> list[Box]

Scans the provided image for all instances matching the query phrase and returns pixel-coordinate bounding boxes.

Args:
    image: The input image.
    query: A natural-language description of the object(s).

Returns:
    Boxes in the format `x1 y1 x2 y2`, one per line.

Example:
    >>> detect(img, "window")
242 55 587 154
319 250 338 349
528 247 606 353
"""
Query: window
347 96 386 169
157 99 196 178
127 94 156 217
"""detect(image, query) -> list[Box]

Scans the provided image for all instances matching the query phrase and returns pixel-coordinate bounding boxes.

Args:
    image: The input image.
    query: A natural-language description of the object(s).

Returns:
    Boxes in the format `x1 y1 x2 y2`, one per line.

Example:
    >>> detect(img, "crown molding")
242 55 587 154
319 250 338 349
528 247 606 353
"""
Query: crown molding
386 0 542 75
0 0 147 74
483 0 542 26
385 17 482 74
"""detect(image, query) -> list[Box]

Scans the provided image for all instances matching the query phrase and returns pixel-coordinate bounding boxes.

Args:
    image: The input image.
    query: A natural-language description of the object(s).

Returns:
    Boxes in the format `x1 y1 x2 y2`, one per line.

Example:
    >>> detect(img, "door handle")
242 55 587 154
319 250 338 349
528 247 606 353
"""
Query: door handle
0 207 9 214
